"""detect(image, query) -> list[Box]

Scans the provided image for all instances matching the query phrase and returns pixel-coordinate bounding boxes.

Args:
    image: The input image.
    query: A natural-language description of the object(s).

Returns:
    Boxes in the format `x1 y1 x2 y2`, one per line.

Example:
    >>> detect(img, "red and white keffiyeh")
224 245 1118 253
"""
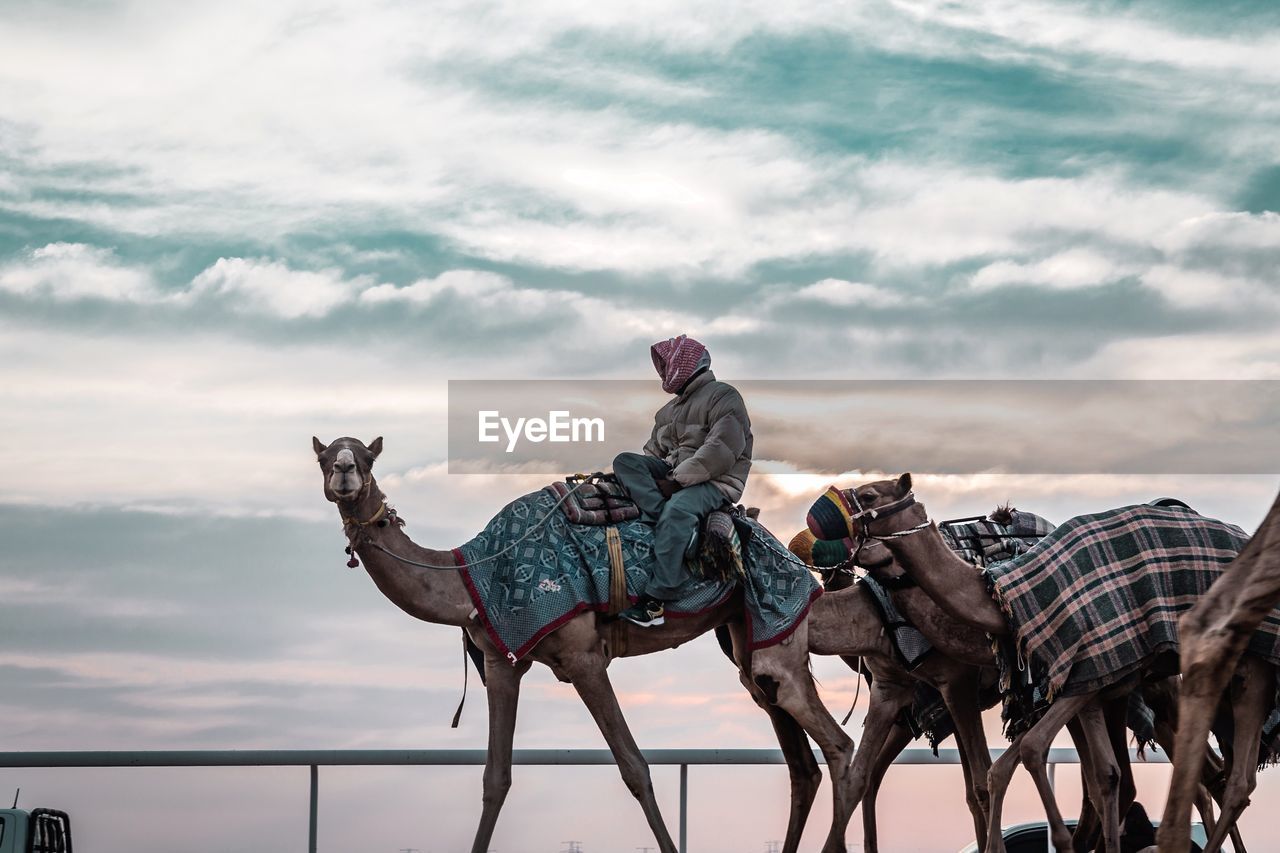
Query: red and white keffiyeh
650 334 708 394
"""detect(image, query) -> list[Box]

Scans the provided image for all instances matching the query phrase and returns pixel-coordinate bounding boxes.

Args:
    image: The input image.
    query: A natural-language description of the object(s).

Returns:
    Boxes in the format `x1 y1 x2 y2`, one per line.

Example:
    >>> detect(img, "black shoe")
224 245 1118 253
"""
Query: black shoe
618 597 665 627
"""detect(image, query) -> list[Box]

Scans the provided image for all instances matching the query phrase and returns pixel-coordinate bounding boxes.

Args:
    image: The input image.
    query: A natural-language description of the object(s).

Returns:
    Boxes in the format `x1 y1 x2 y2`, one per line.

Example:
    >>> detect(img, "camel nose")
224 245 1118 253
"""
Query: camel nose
335 461 356 474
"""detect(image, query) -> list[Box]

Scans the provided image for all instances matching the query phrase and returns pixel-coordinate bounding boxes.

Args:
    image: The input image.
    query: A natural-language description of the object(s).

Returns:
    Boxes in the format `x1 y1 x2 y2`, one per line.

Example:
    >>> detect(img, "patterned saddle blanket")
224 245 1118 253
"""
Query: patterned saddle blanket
456 489 822 663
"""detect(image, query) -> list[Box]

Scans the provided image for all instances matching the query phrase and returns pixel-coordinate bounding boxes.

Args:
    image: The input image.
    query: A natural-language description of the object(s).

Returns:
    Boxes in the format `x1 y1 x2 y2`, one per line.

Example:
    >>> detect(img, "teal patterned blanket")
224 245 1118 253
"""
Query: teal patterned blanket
456 490 822 663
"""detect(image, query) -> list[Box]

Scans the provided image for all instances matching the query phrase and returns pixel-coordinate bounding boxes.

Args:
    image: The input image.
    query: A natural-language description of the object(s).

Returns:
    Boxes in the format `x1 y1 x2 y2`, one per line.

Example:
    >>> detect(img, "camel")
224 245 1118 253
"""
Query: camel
785 537 999 851
845 474 1274 853
1161 492 1280 852
872 561 1245 852
312 436 860 853
848 535 1148 853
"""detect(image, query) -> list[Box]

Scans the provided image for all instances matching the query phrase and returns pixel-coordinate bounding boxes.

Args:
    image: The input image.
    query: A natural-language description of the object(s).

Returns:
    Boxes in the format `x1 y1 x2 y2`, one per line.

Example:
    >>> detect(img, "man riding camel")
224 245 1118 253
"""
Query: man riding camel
613 335 753 627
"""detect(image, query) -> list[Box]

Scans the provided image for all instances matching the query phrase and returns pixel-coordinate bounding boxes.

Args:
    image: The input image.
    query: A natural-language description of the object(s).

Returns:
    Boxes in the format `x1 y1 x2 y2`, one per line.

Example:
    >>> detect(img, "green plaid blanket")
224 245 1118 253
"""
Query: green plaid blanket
985 504 1280 738
457 490 822 663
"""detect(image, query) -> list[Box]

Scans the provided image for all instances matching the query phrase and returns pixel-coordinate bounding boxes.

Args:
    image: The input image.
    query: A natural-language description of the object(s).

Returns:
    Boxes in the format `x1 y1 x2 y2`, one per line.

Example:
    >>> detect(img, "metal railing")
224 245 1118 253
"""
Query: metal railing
0 747 1165 852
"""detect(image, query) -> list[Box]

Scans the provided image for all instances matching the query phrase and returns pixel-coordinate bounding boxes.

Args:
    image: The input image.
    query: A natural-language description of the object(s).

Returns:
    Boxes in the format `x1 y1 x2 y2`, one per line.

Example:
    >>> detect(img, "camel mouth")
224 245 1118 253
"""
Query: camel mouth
328 472 364 499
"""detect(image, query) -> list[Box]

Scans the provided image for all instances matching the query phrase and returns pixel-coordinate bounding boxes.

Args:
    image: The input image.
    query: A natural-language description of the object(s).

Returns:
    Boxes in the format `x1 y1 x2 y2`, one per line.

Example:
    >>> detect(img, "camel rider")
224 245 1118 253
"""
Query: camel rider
613 335 753 627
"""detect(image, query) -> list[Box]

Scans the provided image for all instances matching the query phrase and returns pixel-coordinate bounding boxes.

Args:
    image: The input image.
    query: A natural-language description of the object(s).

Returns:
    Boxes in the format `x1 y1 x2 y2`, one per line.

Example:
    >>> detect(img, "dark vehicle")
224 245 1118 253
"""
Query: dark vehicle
959 819 1211 853
0 808 73 853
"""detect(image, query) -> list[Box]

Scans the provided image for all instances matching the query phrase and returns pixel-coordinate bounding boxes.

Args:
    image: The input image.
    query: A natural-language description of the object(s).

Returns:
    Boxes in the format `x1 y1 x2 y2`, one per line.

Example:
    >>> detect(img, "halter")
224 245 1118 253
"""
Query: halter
340 487 404 568
845 488 933 545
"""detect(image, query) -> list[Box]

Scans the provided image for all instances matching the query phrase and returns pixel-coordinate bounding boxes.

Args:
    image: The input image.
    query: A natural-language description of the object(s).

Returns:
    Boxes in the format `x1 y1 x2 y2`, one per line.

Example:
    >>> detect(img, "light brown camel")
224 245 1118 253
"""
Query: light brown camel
850 535 1140 853
313 436 859 853
796 539 998 851
870 551 1252 853
847 474 1274 853
1160 492 1280 852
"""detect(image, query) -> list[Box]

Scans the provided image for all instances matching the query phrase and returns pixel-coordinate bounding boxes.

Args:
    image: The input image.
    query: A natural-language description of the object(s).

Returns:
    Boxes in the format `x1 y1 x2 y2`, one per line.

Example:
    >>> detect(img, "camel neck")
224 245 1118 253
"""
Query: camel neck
338 480 475 628
880 522 1009 637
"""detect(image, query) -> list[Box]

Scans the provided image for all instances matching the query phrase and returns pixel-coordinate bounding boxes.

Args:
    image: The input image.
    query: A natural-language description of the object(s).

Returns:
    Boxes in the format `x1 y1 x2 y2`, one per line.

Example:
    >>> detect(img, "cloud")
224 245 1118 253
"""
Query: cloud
971 248 1138 291
791 278 907 307
359 269 512 304
0 242 156 301
187 257 367 318
892 0 1280 83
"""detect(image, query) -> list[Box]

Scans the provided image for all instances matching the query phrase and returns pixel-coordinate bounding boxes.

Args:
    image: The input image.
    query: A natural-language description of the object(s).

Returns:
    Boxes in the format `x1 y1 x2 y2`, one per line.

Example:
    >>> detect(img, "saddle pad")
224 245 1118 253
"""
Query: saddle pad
456 489 822 662
860 574 933 671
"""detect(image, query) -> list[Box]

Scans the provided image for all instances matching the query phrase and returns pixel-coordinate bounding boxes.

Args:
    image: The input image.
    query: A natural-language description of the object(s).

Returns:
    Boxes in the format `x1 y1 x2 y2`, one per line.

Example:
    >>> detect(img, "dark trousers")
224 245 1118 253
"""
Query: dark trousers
612 451 727 601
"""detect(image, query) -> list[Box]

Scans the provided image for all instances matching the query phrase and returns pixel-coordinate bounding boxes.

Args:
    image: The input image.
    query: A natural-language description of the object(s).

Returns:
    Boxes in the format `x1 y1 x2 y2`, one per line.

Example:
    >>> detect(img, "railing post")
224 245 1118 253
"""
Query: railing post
309 763 318 853
679 763 688 853
1046 763 1055 853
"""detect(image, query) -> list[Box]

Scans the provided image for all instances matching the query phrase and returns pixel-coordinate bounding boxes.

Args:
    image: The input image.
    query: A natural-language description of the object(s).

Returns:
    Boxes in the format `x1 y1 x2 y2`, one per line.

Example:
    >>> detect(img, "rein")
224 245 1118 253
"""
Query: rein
338 477 594 572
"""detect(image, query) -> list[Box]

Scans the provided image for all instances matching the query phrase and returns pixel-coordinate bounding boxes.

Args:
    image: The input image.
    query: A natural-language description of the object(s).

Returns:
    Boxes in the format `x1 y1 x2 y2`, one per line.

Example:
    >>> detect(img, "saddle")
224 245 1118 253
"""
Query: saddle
938 506 1055 568
543 472 745 659
542 472 745 582
543 472 641 525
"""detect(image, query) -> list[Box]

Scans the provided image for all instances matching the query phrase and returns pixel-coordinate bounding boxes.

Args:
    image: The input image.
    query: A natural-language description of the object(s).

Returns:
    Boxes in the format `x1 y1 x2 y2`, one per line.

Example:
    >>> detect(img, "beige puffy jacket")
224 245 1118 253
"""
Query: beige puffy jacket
643 369 753 501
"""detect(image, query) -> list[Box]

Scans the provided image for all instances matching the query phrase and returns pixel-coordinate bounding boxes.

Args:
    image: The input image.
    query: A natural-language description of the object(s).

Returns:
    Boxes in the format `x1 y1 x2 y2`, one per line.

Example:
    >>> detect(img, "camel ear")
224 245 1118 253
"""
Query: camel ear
312 436 327 456
368 436 383 459
897 472 913 496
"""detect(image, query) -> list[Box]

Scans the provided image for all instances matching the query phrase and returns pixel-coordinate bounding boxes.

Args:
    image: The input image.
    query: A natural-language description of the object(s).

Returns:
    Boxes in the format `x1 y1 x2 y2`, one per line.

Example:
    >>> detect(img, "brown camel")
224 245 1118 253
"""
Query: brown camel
1160 492 1280 852
794 539 998 851
313 436 859 853
846 474 1273 853
849 535 1140 853
854 537 1246 853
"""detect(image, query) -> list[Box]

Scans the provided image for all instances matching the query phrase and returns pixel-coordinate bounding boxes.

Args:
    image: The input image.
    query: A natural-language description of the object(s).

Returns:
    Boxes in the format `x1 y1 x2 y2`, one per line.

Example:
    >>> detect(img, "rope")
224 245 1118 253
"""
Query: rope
751 524 851 572
869 521 933 540
356 478 593 571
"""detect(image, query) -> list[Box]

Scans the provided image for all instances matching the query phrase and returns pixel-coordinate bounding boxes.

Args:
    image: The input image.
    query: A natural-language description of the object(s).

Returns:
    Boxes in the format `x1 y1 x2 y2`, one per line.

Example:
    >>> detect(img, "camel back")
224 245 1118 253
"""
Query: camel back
984 503 1280 740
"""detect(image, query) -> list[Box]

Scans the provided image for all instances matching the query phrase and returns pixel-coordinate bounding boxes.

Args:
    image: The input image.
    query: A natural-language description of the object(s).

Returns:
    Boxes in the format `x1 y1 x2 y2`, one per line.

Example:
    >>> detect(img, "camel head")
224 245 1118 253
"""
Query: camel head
807 473 916 543
312 435 383 503
847 472 930 539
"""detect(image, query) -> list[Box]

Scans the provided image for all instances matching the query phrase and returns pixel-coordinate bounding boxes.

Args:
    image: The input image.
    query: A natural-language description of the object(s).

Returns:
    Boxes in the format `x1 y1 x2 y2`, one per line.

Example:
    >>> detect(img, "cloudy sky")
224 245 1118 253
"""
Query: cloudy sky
2 1 1279 850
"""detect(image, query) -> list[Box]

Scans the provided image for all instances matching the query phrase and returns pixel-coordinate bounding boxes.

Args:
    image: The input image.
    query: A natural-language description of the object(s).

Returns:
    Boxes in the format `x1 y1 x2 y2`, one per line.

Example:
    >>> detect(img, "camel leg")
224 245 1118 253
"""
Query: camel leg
753 634 857 853
983 733 1026 853
729 624 823 853
952 724 990 851
862 720 914 853
1148 678 1240 846
562 654 678 853
470 654 531 853
1163 499 1280 853
986 693 1094 853
938 677 993 847
1076 701 1123 853
845 672 916 818
1067 716 1099 853
1202 657 1274 853
758 695 825 853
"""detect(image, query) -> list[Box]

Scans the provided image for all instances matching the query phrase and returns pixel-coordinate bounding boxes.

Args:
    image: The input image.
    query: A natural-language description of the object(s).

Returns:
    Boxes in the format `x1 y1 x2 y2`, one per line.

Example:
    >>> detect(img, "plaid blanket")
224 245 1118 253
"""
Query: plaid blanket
985 503 1280 738
457 489 822 663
